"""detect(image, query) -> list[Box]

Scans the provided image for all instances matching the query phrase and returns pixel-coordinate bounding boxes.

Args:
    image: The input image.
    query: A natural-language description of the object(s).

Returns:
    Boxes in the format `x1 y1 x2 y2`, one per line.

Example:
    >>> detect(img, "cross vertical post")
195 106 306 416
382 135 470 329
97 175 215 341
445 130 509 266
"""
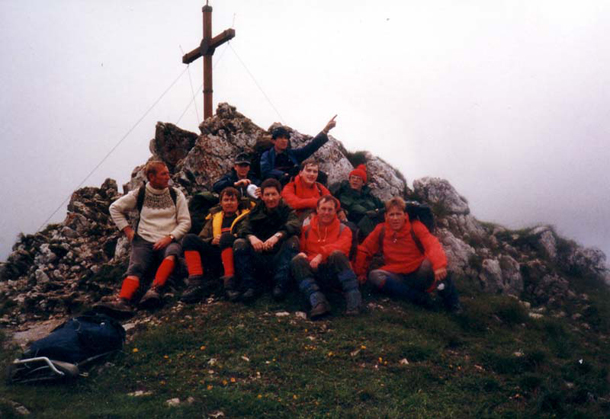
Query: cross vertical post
202 5 213 120
183 3 236 120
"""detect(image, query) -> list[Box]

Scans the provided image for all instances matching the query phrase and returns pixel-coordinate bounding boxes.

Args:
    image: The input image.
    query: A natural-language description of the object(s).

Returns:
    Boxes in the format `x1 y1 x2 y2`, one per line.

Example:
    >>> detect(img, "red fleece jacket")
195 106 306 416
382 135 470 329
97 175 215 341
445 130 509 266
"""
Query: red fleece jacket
355 215 447 276
282 175 330 216
300 215 352 262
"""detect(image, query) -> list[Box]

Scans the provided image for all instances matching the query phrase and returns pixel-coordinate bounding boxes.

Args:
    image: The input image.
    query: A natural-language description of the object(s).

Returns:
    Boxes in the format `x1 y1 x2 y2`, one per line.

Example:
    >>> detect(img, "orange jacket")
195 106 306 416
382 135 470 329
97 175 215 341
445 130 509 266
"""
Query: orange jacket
282 175 331 216
300 215 352 262
355 215 447 276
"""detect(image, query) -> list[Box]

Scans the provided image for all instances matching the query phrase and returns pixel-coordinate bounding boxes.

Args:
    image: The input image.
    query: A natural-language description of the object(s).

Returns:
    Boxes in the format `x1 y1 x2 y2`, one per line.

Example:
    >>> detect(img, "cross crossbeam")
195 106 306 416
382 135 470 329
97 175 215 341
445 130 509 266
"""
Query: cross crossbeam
182 4 236 120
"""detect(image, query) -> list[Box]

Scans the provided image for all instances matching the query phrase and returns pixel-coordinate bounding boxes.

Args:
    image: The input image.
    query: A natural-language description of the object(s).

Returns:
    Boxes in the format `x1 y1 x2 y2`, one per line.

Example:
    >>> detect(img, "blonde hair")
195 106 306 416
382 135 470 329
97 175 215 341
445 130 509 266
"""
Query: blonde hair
385 196 406 213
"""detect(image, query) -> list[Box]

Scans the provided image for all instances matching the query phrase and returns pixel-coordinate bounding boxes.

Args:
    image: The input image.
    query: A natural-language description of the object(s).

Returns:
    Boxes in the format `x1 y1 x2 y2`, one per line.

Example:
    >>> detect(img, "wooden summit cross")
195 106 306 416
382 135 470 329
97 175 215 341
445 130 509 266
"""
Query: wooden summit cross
182 1 235 120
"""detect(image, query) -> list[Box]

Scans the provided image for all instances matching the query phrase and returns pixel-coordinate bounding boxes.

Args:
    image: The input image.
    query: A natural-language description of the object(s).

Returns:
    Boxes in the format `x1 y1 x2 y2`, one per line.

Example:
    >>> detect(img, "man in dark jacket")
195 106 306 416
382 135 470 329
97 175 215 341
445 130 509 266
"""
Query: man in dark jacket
180 187 252 303
332 164 384 241
233 179 301 302
213 153 260 199
260 116 337 183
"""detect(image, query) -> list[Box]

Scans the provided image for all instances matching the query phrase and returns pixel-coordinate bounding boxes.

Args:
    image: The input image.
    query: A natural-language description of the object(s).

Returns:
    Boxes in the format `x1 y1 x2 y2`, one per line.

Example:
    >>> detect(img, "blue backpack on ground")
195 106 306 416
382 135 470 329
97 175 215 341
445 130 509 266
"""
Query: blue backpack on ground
7 313 125 384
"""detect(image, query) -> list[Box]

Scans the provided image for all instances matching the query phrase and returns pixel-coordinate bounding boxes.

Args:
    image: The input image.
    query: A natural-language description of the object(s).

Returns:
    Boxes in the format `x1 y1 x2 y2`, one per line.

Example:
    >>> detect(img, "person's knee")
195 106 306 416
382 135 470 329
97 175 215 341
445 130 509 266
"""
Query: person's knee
419 259 433 274
182 234 200 250
164 242 182 259
127 264 146 279
234 238 249 252
219 233 235 249
291 253 308 267
368 269 388 288
328 250 349 266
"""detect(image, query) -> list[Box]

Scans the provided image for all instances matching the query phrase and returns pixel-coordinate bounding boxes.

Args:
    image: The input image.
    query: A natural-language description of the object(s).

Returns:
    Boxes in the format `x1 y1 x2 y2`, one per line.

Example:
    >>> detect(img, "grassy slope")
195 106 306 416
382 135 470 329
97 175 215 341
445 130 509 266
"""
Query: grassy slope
1 281 609 418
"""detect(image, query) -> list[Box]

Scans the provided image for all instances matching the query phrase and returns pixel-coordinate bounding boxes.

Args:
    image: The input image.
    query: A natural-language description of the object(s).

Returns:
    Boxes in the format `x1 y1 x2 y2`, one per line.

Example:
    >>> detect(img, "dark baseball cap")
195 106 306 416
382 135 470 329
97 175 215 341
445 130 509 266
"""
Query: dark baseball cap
234 153 251 165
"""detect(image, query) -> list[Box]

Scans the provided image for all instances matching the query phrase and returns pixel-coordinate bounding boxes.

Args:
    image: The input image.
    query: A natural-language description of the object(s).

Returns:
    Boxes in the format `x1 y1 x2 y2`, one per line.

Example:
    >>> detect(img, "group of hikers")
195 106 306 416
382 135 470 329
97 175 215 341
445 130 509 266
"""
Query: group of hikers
96 117 461 320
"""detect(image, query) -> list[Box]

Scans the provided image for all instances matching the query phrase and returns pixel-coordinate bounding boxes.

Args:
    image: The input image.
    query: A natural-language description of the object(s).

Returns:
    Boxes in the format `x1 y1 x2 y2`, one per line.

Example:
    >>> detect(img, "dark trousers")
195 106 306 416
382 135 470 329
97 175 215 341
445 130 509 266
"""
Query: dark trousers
125 235 181 279
182 234 225 277
368 259 460 310
291 251 361 309
233 236 300 291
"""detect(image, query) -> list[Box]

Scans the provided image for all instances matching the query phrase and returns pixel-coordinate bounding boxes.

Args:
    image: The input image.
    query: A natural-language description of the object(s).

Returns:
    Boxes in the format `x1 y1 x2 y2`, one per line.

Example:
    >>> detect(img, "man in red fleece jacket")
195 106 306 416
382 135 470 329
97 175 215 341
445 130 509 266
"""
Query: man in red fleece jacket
355 197 461 312
290 195 362 319
281 159 331 220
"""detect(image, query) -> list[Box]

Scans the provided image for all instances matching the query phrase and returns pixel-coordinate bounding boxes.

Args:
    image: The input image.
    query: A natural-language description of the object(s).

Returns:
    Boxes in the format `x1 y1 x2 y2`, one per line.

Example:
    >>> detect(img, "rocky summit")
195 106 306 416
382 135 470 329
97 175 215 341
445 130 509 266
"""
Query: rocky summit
1 103 608 330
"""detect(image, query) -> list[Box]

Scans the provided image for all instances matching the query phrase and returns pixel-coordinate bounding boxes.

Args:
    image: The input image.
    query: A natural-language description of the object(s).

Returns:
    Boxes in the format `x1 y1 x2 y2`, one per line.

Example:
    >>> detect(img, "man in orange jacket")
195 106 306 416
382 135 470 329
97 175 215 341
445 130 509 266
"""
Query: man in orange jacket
291 196 362 319
355 197 461 312
281 159 331 220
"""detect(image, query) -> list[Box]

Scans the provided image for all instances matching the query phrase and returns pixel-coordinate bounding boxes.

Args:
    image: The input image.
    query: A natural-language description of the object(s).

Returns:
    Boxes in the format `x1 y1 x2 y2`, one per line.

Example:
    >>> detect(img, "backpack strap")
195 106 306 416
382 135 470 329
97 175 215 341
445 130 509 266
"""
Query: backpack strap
169 187 177 205
135 185 178 232
410 225 425 255
136 185 146 213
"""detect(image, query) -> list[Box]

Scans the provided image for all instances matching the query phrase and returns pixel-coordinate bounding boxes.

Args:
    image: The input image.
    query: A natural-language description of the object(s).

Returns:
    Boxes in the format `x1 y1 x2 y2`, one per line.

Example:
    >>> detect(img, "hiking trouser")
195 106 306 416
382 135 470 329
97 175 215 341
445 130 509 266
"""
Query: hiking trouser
125 235 181 279
182 234 228 278
291 251 362 309
368 259 460 309
233 236 300 291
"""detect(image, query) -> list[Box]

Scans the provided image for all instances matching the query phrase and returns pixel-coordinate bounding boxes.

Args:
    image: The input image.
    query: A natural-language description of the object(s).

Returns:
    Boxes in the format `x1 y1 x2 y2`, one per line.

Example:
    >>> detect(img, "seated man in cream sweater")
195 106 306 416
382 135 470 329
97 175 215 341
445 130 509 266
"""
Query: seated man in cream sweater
97 161 191 316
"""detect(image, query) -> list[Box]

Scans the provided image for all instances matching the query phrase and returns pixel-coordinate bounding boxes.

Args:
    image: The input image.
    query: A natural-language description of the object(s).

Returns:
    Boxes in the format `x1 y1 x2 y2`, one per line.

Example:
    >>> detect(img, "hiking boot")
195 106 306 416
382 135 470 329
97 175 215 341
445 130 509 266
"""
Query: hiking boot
139 287 162 309
345 290 362 316
226 289 241 302
241 288 256 303
222 276 240 302
345 306 360 316
180 277 207 304
310 301 331 320
272 285 287 301
94 297 134 319
448 302 464 315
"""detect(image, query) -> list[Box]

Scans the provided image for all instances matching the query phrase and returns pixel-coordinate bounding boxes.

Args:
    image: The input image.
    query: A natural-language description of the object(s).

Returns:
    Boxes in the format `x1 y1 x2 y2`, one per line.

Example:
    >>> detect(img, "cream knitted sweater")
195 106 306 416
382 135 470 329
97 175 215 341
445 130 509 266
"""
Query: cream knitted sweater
109 183 191 243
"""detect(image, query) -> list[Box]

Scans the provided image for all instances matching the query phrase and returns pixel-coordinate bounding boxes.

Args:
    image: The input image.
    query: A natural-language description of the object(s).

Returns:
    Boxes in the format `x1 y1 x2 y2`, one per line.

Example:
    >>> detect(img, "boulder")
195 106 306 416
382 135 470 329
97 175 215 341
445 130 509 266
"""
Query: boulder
530 226 557 260
437 229 476 278
478 256 523 296
413 177 470 215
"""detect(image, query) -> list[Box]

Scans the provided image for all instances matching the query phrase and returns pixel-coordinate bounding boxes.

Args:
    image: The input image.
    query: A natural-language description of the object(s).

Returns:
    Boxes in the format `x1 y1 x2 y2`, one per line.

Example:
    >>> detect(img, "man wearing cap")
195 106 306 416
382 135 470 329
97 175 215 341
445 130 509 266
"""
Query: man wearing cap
213 153 261 199
260 116 337 183
332 164 384 240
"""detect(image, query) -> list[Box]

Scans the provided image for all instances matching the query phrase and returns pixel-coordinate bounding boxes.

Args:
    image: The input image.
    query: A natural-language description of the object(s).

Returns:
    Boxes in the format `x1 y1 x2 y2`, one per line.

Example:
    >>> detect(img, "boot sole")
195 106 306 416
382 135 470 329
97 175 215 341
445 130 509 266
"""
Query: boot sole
93 303 134 320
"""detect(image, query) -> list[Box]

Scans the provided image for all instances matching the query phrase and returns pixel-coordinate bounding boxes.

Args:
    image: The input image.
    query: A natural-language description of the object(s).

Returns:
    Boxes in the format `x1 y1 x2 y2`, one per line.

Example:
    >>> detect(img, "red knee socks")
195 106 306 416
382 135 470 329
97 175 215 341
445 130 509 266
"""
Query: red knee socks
184 250 204 277
152 257 176 288
119 276 140 300
221 248 235 277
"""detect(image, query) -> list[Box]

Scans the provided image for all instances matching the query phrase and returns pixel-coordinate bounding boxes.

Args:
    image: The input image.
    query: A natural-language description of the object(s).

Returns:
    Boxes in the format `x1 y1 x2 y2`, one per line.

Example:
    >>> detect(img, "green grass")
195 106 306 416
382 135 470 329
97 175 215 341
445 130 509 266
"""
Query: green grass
1 290 609 418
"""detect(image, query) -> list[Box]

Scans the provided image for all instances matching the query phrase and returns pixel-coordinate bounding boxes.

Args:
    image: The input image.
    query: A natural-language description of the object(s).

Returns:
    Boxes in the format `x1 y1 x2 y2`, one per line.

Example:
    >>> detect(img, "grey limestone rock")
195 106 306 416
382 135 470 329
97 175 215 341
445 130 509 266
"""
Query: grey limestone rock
478 256 523 296
437 229 475 278
531 226 557 260
479 259 503 294
413 177 470 215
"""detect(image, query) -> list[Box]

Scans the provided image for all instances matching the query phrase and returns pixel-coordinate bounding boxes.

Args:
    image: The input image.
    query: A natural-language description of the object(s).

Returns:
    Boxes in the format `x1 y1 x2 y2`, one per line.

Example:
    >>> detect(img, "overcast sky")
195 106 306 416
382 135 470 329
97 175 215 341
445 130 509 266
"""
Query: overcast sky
1 0 609 263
